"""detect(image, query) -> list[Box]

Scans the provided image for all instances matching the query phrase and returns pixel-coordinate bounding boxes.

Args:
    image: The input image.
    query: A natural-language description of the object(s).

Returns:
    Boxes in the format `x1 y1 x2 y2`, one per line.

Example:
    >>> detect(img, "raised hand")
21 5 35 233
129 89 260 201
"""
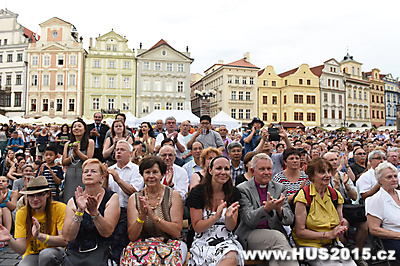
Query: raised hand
86 193 101 216
225 202 240 218
263 192 285 212
165 168 174 186
138 196 148 216
215 200 226 219
74 186 86 212
31 217 41 239
343 173 349 185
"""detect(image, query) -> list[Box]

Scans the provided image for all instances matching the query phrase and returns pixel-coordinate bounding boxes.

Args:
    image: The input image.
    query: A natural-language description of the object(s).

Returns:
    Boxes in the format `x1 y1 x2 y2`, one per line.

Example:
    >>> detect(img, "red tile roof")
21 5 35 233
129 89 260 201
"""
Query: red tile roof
310 65 324 77
278 67 299 78
226 58 258 68
258 69 265 76
149 39 173 51
23 27 39 43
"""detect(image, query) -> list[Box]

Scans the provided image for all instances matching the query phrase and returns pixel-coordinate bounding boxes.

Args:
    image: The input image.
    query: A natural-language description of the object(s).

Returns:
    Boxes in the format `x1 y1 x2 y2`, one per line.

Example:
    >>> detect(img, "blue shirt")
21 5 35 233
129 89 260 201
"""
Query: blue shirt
7 137 24 152
242 132 261 155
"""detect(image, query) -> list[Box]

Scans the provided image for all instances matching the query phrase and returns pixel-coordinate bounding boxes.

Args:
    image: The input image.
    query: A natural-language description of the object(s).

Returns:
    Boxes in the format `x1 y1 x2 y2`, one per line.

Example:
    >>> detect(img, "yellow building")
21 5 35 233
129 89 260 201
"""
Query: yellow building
258 64 320 127
84 30 136 118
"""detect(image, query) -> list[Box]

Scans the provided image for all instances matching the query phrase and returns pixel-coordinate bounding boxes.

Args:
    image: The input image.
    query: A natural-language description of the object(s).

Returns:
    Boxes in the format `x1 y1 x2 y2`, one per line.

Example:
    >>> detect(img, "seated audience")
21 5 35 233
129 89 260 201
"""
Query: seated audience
228 141 245 184
235 151 256 186
189 147 221 190
0 176 17 233
182 141 203 183
356 150 385 200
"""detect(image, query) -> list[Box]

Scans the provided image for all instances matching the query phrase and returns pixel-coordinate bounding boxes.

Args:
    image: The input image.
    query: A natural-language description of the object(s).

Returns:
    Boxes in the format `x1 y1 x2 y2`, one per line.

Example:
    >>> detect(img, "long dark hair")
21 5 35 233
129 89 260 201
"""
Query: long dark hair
138 122 155 139
61 123 69 133
111 119 127 138
26 192 53 242
70 119 89 151
199 155 234 211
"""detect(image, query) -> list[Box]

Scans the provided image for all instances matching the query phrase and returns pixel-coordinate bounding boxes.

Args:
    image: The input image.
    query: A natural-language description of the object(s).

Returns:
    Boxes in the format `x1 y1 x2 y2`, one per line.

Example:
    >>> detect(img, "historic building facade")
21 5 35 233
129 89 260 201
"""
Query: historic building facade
365 69 385 128
202 54 259 124
26 17 85 118
0 9 36 117
84 30 136 118
136 39 193 117
382 73 399 126
310 59 345 127
340 53 370 128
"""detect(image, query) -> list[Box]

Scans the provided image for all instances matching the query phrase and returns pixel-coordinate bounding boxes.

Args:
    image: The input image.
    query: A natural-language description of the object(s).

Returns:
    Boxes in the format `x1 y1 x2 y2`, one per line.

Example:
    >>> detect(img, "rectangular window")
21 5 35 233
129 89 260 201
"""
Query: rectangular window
349 108 352 118
112 45 117 52
339 110 342 119
284 112 287 121
249 77 254 85
43 56 50 66
143 62 150 70
262 96 267 104
56 99 62 111
7 54 12 62
272 96 277 104
231 109 236 119
381 111 384 119
238 109 243 119
0 55 2 62
307 113 316 121
263 80 268 86
17 53 22 62
6 75 11 85
70 55 76 65
238 91 243 100
354 90 357 99
31 99 36 111
365 110 367 118
246 109 251 120
108 98 114 110
271 81 276 86
123 100 130 111
124 78 130 88
58 56 64 65
372 110 375 118
31 75 38 86
307 79 311 85
154 102 161 110
106 45 111 51
235 77 240 84
307 95 316 104
94 60 100 68
93 76 100 88
324 109 328 118
263 112 268 121
109 61 115 68
299 79 303 85
166 63 172 71
294 112 303 121
57 74 63 85
32 56 38 66
123 61 130 69
16 74 22 85
166 102 172 110
43 74 49 86
242 77 247 84
324 93 328 102
359 91 362 99
228 76 232 84
328 79 331 86
69 74 76 86
108 77 115 88
246 92 251 101
332 110 335 118
178 64 184 72
177 81 183 92
93 98 99 110
284 95 287 104
294 95 303 103
69 99 75 111
42 99 49 111
177 102 184 110
142 103 149 114
372 95 375 102
332 94 335 103
336 80 339 87
232 91 236 100
14 92 21 107
339 95 343 104
364 92 367 100
155 62 161 71
272 113 277 121
4 94 10 107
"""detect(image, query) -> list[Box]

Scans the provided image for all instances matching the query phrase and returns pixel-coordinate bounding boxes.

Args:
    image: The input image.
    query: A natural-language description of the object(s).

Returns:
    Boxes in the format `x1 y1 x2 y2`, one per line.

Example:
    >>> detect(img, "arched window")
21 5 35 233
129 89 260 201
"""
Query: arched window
352 67 355 75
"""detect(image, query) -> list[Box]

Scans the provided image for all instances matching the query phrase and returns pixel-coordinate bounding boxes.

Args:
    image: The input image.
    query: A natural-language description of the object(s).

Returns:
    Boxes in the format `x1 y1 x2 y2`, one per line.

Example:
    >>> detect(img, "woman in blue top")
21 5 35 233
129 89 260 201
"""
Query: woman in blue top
0 176 17 233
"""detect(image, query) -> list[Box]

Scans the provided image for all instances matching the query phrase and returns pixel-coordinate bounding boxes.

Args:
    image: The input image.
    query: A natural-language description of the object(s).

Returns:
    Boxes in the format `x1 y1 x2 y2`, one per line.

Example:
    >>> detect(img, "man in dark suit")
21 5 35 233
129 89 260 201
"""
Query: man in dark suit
236 153 298 266
87 112 109 162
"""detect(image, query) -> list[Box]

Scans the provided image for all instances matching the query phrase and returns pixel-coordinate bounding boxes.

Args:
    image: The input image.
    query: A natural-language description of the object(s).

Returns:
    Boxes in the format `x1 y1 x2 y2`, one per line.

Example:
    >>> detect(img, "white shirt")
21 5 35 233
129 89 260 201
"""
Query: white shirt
161 164 188 202
108 161 144 208
356 168 377 195
155 132 181 157
182 159 202 183
366 188 400 233
177 132 192 159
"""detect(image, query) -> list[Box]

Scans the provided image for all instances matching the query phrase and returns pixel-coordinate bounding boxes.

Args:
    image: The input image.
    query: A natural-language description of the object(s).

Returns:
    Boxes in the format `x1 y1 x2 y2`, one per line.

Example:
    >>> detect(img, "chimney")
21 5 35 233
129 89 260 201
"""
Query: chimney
218 60 223 64
90 37 93 47
244 52 250 62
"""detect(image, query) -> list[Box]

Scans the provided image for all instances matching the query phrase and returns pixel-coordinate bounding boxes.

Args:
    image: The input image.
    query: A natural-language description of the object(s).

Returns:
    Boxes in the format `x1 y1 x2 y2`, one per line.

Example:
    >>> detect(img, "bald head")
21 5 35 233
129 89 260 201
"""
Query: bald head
323 152 339 169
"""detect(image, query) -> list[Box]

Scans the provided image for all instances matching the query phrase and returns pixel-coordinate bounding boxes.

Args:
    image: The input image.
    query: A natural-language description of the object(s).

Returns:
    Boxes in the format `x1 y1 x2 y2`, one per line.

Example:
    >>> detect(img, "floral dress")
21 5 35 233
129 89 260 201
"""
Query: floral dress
187 185 244 266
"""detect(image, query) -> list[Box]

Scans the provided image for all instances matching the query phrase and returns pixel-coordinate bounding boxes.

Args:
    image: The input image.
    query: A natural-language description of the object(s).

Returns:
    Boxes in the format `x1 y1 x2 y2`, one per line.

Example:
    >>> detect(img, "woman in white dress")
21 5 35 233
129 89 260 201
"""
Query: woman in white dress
187 155 244 266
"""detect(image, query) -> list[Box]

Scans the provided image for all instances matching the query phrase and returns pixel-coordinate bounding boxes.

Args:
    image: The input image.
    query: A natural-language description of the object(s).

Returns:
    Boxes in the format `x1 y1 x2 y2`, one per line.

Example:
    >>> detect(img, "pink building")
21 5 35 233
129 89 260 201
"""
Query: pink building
26 17 85 118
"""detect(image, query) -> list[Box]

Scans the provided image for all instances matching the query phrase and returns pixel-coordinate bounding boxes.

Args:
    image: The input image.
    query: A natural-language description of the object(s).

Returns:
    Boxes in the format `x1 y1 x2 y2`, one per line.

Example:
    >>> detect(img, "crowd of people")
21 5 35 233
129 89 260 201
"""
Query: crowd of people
0 113 399 266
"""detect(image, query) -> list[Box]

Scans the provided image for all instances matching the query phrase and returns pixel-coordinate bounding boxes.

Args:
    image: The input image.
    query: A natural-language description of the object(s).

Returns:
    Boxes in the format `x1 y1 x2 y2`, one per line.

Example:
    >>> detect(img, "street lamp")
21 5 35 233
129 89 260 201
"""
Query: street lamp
194 90 215 117
194 90 215 99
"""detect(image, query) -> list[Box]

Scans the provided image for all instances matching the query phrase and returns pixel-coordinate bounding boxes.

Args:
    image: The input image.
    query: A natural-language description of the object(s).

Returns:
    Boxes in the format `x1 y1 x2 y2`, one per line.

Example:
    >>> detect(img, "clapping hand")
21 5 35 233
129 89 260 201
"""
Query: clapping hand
263 192 285 213
225 202 240 218
0 189 9 204
0 224 11 242
74 186 86 212
138 196 149 217
215 200 226 220
31 217 41 239
328 220 347 239
86 193 101 216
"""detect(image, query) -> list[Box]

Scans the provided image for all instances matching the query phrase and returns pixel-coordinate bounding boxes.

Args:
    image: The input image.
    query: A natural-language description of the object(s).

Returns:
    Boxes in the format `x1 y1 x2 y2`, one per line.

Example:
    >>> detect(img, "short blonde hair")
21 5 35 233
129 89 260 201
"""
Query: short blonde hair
82 158 108 177
200 147 222 168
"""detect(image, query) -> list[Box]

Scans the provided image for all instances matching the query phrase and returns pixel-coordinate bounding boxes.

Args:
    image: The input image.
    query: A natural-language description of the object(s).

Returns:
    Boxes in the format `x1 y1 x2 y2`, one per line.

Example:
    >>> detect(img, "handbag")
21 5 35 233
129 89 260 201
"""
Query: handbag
342 203 366 224
120 237 182 266
62 240 111 266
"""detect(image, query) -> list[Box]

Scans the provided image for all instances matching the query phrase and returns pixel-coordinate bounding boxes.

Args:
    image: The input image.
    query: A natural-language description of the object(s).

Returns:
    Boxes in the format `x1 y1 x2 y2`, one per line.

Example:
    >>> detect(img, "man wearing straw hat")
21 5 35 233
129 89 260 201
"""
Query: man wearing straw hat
0 176 67 265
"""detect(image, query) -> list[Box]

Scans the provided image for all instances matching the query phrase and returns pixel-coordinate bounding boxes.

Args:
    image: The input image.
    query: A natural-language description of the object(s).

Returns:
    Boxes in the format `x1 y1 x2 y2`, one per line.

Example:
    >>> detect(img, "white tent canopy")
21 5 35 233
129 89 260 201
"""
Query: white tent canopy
211 111 242 131
138 110 200 124
377 126 397 131
125 112 140 127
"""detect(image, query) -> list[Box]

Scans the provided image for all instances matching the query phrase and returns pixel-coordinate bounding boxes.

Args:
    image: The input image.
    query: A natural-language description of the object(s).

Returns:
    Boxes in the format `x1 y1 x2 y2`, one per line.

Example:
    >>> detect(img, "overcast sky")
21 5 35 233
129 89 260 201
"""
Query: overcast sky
2 0 400 78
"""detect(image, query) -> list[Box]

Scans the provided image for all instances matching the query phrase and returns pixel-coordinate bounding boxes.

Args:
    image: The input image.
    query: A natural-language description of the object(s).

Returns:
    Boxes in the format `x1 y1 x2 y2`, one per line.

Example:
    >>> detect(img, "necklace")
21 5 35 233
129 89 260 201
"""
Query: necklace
145 187 162 210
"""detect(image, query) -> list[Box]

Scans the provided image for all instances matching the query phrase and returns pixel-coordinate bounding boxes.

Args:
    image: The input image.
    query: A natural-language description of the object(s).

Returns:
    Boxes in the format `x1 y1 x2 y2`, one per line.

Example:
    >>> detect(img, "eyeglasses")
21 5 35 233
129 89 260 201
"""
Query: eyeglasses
355 152 366 156
201 122 210 126
27 192 48 198
160 154 175 158
371 157 385 160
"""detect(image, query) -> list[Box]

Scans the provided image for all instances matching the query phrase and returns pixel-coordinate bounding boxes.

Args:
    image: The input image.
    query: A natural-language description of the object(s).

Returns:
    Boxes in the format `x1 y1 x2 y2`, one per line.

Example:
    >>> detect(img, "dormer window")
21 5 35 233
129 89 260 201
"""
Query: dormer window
52 31 58 38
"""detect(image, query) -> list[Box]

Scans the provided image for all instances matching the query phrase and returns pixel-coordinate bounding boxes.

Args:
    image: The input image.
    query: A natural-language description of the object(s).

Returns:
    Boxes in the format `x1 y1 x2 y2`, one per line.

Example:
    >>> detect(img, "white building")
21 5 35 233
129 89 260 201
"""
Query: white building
0 9 36 117
136 39 193 117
